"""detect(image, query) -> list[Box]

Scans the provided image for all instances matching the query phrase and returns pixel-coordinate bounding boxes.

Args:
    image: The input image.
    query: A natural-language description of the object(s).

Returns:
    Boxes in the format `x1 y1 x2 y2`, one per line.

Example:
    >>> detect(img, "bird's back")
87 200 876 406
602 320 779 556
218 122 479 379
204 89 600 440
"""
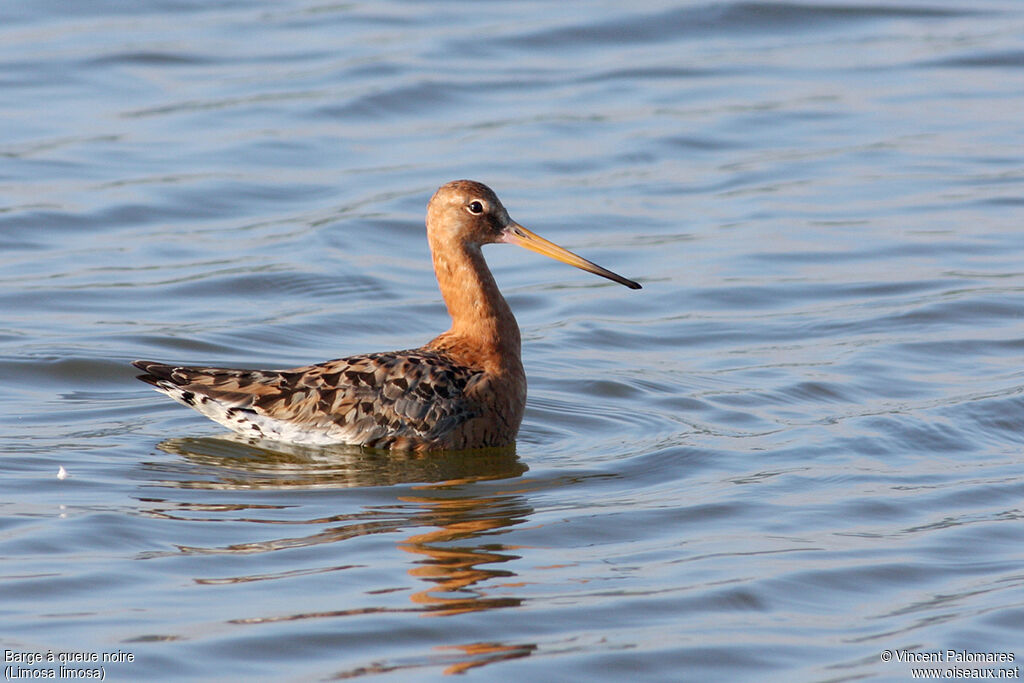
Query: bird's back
133 349 492 450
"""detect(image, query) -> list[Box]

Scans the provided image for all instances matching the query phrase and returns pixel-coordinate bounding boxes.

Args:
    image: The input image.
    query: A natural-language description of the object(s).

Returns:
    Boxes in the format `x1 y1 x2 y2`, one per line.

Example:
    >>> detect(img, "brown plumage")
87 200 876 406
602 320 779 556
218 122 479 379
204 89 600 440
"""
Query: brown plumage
134 180 641 451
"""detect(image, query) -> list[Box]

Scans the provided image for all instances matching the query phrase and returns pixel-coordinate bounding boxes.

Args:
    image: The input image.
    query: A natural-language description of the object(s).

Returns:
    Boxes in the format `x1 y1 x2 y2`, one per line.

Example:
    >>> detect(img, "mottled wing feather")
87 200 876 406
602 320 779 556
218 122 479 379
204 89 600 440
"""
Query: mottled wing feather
132 351 482 448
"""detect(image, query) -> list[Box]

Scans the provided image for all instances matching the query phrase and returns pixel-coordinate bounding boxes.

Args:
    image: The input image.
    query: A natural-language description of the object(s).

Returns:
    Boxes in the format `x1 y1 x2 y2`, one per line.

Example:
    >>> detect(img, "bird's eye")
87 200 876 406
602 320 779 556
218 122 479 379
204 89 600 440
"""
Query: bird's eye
466 200 485 215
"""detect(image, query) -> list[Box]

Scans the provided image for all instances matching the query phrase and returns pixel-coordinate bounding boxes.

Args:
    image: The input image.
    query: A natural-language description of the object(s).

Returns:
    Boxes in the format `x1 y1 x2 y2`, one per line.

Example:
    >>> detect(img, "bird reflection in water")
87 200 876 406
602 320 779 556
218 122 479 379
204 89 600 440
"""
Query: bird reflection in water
149 435 528 490
140 436 539 674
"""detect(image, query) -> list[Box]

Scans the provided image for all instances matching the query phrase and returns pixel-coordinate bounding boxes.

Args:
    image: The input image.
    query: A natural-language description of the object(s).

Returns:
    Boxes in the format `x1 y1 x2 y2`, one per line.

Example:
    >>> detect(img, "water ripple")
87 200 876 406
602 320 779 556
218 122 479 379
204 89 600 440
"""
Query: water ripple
3 0 1024 679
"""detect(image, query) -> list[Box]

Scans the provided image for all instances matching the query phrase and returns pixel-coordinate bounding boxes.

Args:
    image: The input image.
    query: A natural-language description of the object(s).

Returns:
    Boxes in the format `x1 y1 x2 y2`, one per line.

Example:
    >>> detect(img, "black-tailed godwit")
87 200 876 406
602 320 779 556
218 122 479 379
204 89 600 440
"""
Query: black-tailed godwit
134 180 640 451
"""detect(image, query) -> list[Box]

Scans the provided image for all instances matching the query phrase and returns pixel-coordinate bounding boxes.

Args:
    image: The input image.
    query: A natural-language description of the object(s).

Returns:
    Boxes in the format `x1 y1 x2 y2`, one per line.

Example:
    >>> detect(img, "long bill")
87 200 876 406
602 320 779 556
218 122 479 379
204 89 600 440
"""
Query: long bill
499 222 642 290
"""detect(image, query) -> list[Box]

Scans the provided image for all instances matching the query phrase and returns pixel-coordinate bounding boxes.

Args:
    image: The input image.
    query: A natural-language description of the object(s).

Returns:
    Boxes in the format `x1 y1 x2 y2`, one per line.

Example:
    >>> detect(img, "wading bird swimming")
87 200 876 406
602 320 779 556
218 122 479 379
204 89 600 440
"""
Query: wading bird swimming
134 180 641 451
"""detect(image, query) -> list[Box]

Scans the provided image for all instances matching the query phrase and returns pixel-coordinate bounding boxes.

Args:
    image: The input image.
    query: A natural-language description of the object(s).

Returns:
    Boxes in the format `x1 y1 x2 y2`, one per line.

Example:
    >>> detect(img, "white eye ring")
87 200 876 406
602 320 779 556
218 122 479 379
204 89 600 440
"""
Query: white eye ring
466 200 486 215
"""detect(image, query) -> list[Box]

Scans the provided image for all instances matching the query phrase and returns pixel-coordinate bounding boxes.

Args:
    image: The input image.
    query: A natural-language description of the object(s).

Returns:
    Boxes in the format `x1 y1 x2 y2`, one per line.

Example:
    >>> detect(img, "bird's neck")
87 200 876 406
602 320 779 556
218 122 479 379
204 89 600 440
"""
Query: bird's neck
427 241 522 373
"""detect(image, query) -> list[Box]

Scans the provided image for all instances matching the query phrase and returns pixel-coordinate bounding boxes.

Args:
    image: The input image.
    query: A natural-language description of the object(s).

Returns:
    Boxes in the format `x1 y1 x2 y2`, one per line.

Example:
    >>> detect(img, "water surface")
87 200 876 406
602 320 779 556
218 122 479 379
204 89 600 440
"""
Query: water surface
3 1 1024 680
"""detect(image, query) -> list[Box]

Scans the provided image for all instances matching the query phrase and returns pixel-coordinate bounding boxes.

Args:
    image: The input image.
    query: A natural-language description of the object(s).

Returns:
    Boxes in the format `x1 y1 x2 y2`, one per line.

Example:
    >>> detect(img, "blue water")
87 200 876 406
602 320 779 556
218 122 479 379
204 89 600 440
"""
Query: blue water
3 1 1024 680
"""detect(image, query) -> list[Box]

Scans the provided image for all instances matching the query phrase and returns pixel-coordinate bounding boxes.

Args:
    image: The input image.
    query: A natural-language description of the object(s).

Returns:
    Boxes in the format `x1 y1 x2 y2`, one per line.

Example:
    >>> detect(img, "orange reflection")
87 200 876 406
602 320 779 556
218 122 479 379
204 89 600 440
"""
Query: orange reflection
144 435 540 675
436 641 536 675
397 491 527 616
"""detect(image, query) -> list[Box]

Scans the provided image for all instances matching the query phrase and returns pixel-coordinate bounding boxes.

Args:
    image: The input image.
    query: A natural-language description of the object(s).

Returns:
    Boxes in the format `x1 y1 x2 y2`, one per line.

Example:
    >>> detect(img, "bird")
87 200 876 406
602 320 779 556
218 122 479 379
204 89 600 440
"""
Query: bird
134 180 641 452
